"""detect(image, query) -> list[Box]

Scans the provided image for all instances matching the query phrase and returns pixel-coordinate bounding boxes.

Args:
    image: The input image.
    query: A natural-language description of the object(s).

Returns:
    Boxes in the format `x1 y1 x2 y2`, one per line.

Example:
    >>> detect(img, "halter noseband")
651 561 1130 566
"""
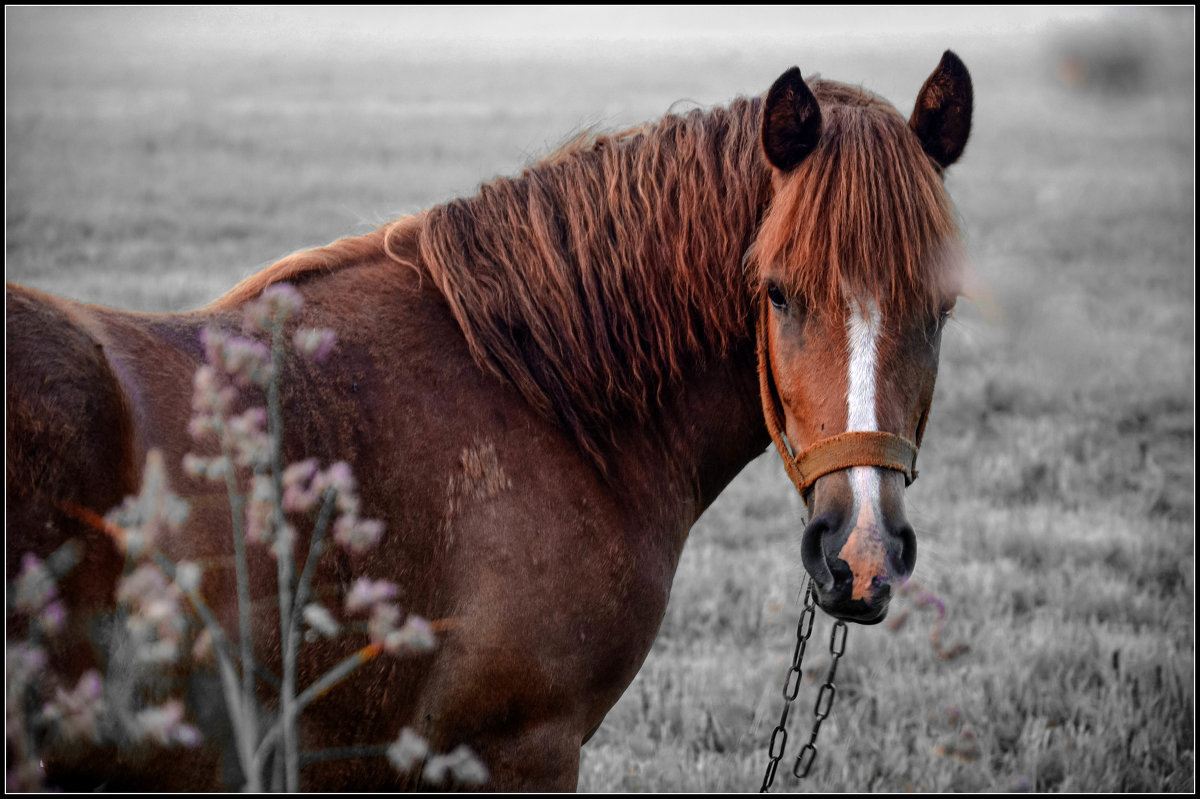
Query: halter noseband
755 293 921 503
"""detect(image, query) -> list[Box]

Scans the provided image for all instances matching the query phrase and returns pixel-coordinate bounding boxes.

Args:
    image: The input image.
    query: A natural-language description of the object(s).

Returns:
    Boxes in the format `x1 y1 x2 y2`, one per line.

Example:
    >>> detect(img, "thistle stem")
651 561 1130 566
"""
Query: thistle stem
291 487 338 629
208 414 260 787
267 317 300 792
154 551 261 790
250 644 383 781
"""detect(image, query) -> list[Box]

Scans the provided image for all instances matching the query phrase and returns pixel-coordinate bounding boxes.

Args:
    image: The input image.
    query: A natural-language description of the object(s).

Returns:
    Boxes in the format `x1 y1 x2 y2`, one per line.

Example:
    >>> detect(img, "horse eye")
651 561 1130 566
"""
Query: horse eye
766 283 788 310
930 304 954 334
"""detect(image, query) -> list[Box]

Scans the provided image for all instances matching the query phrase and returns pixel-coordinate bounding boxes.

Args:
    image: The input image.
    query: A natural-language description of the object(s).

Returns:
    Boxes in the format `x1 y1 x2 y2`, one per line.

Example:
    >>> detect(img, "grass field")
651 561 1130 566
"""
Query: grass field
6 7 1194 792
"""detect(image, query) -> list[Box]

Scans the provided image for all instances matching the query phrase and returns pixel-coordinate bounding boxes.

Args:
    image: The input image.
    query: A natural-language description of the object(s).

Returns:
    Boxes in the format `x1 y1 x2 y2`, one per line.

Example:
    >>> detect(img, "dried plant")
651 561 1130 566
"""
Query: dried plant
6 283 485 791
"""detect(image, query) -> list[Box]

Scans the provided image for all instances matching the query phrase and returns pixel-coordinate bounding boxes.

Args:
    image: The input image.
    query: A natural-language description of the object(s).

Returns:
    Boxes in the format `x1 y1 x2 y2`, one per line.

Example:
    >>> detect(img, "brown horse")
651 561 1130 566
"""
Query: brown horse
6 51 972 790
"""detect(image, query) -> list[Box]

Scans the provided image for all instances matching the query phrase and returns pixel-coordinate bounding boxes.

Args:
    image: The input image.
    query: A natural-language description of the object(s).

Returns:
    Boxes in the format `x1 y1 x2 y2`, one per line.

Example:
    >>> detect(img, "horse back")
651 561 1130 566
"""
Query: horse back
6 284 140 677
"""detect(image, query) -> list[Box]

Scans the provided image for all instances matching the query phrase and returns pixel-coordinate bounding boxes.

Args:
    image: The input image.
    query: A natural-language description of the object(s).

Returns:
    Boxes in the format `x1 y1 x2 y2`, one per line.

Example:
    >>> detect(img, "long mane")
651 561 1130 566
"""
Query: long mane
386 98 772 466
216 80 962 469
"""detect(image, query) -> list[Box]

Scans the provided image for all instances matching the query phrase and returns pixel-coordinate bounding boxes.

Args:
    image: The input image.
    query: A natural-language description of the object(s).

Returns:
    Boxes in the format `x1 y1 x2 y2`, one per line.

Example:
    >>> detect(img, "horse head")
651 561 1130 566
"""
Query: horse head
752 52 972 623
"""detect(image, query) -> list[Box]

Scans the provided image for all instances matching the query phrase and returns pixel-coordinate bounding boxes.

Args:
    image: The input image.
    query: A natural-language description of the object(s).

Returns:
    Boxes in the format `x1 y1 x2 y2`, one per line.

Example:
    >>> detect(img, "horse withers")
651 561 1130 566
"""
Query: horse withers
6 52 971 790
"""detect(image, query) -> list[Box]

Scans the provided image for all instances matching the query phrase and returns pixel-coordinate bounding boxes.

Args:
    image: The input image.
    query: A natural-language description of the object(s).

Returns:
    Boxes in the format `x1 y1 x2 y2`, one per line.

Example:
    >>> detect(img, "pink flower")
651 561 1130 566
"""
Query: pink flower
13 553 56 614
39 600 68 635
384 614 436 655
174 561 202 595
199 328 228 368
183 452 215 479
135 699 201 748
324 460 353 490
243 283 304 334
333 515 385 554
117 563 187 663
386 728 429 773
190 364 223 415
190 360 240 420
42 670 105 743
220 336 273 387
104 451 189 557
293 327 337 362
302 603 340 639
200 326 275 387
226 407 270 469
262 282 304 314
6 643 48 691
344 577 399 614
281 458 322 513
244 474 276 545
305 460 363 518
367 602 401 646
425 745 489 786
186 415 219 442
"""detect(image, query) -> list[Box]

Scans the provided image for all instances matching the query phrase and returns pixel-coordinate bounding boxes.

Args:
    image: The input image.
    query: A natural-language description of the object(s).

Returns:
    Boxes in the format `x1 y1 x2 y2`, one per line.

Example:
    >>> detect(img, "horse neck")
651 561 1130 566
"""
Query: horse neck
576 106 774 524
411 98 774 522
606 332 770 536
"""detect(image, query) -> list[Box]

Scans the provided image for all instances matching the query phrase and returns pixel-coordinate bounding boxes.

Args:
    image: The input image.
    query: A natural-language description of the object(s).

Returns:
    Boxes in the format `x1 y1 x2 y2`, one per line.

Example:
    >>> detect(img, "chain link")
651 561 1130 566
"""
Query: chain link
760 583 849 792
760 581 816 791
791 618 847 779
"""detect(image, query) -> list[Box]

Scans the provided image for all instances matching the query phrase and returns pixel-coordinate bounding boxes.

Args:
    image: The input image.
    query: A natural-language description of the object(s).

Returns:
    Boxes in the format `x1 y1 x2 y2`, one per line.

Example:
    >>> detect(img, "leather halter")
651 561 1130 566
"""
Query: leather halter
755 293 921 503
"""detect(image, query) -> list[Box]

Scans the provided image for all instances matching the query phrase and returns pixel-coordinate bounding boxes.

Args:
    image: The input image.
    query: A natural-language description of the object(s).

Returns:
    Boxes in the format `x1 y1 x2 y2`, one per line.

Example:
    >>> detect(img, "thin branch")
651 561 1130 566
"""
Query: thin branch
267 319 300 792
250 643 384 780
153 551 260 790
291 487 338 631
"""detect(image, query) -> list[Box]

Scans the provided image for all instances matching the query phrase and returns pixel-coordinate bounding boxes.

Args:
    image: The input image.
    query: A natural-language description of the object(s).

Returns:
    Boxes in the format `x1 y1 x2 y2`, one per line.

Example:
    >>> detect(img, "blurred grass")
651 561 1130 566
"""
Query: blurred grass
6 6 1194 793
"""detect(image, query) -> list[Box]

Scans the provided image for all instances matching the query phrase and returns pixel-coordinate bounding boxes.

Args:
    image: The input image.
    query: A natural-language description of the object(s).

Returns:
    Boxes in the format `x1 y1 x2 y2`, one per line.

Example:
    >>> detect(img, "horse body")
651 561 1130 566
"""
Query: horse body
8 224 768 792
6 53 971 790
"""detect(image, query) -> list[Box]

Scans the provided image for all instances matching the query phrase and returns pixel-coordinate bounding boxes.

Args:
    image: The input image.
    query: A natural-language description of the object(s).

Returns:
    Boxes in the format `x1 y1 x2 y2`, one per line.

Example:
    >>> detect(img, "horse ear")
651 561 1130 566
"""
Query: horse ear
762 66 823 172
909 50 973 169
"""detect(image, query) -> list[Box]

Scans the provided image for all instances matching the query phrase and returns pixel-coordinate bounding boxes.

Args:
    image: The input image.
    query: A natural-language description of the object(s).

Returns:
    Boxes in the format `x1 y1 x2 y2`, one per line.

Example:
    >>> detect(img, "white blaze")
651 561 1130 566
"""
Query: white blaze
845 298 882 518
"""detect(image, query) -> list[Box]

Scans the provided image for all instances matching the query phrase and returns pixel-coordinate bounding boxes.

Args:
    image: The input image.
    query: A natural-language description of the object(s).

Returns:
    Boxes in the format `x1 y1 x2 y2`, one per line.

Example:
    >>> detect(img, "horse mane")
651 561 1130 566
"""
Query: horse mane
385 98 772 467
210 216 425 309
748 81 963 319
213 80 962 470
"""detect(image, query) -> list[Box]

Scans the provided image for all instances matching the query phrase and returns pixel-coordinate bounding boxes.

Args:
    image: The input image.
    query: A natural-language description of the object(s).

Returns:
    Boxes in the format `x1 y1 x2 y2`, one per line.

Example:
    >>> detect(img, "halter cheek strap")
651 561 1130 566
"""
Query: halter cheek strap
756 294 921 500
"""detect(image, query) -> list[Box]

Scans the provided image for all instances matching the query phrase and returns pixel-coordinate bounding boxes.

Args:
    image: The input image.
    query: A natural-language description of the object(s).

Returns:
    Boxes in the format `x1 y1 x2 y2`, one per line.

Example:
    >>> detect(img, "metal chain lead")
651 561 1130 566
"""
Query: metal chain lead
792 617 848 779
760 581 849 792
759 581 817 792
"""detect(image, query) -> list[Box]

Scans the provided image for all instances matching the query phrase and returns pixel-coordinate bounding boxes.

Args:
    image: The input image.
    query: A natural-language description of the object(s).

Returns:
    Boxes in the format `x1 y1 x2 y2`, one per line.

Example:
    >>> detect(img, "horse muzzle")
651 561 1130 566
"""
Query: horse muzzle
799 469 916 624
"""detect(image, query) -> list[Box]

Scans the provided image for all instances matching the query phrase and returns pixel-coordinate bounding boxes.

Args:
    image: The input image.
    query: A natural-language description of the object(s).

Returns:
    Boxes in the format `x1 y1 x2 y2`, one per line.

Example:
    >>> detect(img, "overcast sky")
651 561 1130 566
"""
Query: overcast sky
8 6 1118 62
216 5 1112 41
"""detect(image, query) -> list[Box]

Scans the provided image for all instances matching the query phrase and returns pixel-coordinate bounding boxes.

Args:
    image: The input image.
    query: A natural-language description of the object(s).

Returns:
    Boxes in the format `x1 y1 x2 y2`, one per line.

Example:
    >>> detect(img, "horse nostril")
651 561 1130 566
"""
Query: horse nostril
892 522 917 578
828 556 853 595
800 511 841 592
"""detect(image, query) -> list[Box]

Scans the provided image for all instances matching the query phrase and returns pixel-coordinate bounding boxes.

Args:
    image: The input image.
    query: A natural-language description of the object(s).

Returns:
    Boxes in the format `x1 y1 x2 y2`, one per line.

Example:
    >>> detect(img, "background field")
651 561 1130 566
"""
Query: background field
6 7 1194 792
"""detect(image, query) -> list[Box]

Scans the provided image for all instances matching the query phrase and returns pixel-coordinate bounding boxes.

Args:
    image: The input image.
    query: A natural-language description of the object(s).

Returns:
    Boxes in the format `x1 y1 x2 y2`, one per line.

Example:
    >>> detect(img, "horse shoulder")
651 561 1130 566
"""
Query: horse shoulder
297 262 680 785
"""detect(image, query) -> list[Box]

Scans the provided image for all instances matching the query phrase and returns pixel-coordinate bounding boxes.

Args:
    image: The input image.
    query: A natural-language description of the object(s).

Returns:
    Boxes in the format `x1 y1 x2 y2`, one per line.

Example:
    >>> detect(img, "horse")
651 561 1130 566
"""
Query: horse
6 51 972 791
